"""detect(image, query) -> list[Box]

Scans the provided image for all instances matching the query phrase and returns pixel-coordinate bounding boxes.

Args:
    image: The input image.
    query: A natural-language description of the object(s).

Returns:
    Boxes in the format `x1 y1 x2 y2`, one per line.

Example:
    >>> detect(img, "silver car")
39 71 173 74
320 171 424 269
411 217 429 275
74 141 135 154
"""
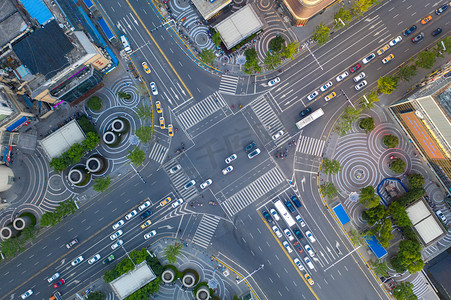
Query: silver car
222 166 233 175
150 82 158 95
88 254 101 265
111 240 123 250
353 72 366 83
125 210 137 220
21 290 33 299
110 230 123 240
389 36 402 47
336 71 349 82
47 272 60 283
200 179 212 189
307 91 319 101
355 80 368 91
112 220 125 230
71 256 84 266
225 154 237 164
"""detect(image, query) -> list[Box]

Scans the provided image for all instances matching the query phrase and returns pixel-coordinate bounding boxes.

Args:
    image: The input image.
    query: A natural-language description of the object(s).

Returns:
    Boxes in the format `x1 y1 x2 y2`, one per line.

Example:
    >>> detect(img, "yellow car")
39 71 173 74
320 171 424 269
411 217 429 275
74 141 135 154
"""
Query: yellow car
168 124 174 137
377 44 390 56
159 117 165 129
155 101 162 114
160 197 172 207
140 220 152 229
420 15 432 25
382 54 394 64
324 91 337 102
305 274 314 285
142 62 151 74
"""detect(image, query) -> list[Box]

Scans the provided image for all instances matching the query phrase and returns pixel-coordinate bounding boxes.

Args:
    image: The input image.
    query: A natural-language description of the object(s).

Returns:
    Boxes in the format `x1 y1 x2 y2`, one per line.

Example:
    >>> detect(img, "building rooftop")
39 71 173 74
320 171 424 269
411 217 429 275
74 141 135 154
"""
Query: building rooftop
12 20 74 80
282 0 335 25
0 0 29 49
192 0 231 20
110 262 157 299
40 119 85 159
406 200 446 245
19 0 53 25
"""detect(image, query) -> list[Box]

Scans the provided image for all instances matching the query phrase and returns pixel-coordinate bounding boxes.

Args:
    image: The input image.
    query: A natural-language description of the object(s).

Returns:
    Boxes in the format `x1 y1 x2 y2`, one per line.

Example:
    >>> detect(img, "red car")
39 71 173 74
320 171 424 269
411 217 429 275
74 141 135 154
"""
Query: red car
53 279 65 288
293 241 304 254
349 63 361 73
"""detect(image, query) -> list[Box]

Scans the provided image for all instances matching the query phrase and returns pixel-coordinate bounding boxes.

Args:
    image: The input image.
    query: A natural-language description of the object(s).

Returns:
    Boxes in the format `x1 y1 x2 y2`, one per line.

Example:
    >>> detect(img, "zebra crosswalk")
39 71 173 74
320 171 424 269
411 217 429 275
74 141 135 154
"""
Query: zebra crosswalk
192 215 220 249
219 75 239 94
148 143 168 164
164 161 198 200
251 95 289 146
176 92 227 131
222 168 286 217
296 136 325 157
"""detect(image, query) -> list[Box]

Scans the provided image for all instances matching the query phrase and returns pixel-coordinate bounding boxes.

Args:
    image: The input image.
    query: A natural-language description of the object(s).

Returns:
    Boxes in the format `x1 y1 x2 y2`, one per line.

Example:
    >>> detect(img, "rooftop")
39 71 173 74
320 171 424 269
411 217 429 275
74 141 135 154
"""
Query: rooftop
40 119 85 159
192 0 231 20
0 0 29 49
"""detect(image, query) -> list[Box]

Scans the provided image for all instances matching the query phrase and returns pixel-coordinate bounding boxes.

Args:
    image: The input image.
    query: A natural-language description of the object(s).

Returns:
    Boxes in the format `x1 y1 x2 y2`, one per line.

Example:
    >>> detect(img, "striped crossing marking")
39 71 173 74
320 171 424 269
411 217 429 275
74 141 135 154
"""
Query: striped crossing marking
296 136 325 157
148 143 168 164
219 75 239 94
164 161 198 200
191 215 220 249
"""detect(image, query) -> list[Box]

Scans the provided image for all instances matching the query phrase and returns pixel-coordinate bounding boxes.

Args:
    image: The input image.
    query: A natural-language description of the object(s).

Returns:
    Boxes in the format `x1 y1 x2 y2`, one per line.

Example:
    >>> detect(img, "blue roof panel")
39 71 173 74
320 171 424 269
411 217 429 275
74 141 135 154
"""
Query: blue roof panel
333 204 351 225
20 0 53 25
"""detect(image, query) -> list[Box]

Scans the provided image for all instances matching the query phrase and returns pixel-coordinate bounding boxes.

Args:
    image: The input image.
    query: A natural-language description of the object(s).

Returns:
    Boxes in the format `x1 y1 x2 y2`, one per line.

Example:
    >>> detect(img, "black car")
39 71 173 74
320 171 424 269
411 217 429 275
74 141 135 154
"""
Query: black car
244 142 256 153
102 254 115 265
293 228 303 239
403 25 417 36
299 107 312 119
411 32 424 43
431 28 442 36
285 200 295 213
291 196 302 208
435 4 447 15
262 211 273 223
140 209 152 219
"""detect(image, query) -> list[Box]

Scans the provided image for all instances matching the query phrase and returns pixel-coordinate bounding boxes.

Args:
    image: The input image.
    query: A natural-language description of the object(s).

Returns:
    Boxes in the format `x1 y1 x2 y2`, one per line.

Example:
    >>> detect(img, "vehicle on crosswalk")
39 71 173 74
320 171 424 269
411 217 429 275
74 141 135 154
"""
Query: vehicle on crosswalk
296 108 324 130
169 164 181 174
184 180 196 189
272 130 284 140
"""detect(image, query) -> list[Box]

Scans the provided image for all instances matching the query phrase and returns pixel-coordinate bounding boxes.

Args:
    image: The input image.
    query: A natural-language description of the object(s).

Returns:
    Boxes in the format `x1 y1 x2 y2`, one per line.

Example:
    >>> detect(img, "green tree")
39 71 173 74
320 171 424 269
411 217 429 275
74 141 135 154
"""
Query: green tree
50 157 67 173
211 31 221 47
390 158 406 174
378 76 398 94
368 218 394 248
146 255 164 276
269 35 285 52
135 126 152 143
118 91 131 99
359 117 375 133
40 211 59 227
393 282 418 300
20 225 39 243
389 201 412 227
82 132 100 150
383 134 399 148
408 173 424 189
164 243 183 264
87 96 102 111
199 49 216 65
397 239 424 274
93 176 112 193
359 186 380 208
398 65 417 81
360 91 379 110
398 188 426 206
320 182 338 199
233 296 241 300
370 259 390 277
353 0 373 14
334 8 351 26
390 255 407 273
0 237 22 258
334 106 363 136
441 36 451 54
312 24 330 45
349 229 365 246
136 105 152 120
282 41 300 59
322 158 342 175
88 291 105 300
362 204 388 226
244 48 261 74
264 51 282 70
127 147 145 166
415 50 436 69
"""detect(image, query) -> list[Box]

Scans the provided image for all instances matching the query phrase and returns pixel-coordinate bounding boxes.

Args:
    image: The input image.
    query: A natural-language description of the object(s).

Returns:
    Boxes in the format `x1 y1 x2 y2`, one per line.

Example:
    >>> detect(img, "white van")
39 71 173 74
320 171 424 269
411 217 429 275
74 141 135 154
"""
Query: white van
304 257 314 270
120 35 132 54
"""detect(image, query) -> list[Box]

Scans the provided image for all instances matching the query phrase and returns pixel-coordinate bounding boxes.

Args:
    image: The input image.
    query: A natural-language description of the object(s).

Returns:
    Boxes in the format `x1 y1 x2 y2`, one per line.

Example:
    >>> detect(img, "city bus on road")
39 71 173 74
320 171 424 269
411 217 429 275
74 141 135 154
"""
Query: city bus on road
296 108 324 130
274 199 296 227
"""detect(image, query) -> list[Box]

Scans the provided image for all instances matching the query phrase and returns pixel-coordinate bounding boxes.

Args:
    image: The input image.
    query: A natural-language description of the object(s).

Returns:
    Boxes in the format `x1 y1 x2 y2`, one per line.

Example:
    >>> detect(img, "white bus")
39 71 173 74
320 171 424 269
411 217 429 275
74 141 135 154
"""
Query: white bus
274 200 296 227
120 35 132 54
296 108 324 130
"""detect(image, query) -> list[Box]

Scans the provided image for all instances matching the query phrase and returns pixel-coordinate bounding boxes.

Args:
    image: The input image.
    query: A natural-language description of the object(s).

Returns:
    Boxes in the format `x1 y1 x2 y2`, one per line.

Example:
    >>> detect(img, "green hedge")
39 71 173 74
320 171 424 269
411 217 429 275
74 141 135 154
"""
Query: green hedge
104 248 150 282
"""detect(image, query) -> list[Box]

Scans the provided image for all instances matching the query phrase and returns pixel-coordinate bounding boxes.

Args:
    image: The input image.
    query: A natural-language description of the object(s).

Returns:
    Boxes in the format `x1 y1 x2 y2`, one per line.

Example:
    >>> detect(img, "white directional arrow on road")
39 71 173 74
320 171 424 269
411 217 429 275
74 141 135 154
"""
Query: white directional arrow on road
59 258 66 267
66 279 80 286
159 225 173 230
301 177 305 192
177 83 186 96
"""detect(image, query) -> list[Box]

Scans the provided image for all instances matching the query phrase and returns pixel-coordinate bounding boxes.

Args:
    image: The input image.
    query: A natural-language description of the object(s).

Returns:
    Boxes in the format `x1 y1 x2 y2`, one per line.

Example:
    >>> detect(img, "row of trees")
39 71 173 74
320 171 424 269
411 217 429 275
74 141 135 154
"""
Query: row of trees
104 248 150 282
40 199 77 227
0 224 39 258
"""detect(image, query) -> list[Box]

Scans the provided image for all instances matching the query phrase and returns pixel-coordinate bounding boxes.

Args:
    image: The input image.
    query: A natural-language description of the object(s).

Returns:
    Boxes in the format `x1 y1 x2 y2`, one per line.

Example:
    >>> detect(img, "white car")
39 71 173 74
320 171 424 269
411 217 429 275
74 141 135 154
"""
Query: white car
144 230 157 239
362 53 375 64
71 256 84 266
435 210 447 223
47 272 60 283
282 241 293 253
110 230 123 240
272 130 284 140
320 81 333 92
293 258 305 271
295 215 306 227
222 166 233 175
272 226 282 238
270 208 280 221
169 164 181 173
184 180 196 189
305 244 315 257
150 82 158 95
307 91 319 101
88 254 101 265
200 179 212 189
284 228 294 241
138 200 151 211
21 290 33 299
353 72 366 83
225 154 237 164
389 36 402 47
336 71 349 82
306 231 316 243
171 198 184 208
355 80 367 91
125 210 137 220
268 77 280 86
248 148 261 159
111 240 123 250
112 219 125 230
304 257 314 269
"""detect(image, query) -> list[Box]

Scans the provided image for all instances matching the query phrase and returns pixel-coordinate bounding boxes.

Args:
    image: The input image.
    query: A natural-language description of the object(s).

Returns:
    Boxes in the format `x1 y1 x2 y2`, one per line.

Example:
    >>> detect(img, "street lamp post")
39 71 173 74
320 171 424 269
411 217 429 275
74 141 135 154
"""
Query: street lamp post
236 264 264 284
340 89 355 108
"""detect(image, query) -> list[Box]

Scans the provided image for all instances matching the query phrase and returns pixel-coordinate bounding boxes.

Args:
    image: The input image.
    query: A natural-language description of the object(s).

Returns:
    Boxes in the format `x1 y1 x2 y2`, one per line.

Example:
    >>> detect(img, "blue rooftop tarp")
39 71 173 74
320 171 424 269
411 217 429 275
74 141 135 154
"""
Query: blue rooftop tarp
82 0 94 8
333 204 350 225
98 18 114 41
6 116 28 132
20 0 53 25
365 235 388 259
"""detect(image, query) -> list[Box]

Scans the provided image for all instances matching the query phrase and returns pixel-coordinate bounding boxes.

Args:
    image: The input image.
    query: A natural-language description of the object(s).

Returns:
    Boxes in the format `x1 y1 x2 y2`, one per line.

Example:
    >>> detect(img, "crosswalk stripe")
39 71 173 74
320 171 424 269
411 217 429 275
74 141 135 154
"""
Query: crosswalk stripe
192 215 220 248
296 136 325 157
164 161 198 200
148 143 167 164
251 95 287 146
219 75 239 94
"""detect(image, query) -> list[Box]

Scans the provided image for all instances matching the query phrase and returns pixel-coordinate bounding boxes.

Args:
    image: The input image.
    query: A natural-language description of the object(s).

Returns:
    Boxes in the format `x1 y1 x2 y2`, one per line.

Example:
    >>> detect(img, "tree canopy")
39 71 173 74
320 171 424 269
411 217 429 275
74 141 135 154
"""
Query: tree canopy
383 134 399 148
322 158 342 175
164 243 183 264
359 186 380 208
312 24 330 45
378 76 398 94
127 147 145 166
93 176 112 193
390 158 406 174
